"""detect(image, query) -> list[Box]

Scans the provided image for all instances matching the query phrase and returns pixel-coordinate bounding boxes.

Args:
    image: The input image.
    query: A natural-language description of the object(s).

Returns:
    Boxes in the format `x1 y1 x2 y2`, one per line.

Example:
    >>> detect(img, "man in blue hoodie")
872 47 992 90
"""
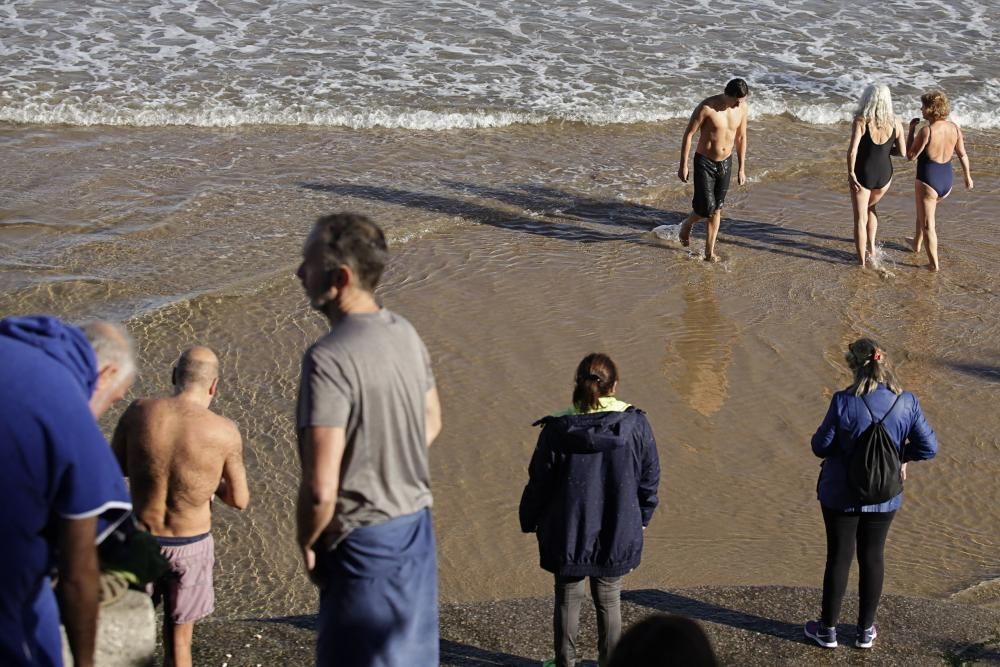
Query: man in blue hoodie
0 315 133 667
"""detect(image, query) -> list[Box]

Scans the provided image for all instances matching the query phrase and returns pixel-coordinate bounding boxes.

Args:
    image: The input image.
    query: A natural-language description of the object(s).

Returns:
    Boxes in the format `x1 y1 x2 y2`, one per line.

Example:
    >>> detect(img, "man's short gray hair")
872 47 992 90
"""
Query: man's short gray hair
81 320 137 381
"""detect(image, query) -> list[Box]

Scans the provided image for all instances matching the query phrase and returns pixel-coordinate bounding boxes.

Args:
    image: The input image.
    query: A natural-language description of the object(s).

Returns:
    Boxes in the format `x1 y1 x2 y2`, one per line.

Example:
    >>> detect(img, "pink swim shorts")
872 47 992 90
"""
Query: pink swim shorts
155 532 215 624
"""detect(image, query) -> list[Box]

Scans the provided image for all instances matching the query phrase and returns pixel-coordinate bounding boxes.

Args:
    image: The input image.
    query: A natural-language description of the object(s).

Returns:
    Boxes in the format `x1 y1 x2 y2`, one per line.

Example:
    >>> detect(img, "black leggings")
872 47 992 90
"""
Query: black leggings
821 507 895 629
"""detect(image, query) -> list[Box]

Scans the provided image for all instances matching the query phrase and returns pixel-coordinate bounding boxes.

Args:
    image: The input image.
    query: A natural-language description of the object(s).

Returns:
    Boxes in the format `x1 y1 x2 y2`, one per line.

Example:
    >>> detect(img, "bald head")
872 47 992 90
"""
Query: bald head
173 346 220 393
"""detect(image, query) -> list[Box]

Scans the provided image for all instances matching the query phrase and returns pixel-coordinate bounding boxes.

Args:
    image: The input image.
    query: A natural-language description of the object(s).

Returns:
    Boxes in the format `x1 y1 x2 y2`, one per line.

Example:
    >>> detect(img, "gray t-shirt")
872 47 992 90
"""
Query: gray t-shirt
297 308 434 548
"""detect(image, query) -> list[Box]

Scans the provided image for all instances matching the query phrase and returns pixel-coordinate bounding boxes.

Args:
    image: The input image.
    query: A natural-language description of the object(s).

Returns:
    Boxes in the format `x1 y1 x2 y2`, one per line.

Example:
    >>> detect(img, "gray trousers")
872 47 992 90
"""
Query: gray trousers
553 575 623 667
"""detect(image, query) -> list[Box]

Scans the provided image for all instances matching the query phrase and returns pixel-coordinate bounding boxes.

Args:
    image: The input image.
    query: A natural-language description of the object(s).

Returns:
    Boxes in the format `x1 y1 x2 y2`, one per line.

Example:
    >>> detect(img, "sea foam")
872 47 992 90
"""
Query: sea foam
1 0 997 130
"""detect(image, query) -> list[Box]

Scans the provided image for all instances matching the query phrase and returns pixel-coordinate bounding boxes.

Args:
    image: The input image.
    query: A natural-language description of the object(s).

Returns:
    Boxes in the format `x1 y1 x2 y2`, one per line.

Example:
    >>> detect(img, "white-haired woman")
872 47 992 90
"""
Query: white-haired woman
846 85 906 267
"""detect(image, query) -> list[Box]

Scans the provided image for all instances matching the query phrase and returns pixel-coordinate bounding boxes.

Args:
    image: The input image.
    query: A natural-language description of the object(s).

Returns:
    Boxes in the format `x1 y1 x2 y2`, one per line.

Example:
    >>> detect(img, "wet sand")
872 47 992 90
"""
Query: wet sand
1 118 998 621
180 586 1000 666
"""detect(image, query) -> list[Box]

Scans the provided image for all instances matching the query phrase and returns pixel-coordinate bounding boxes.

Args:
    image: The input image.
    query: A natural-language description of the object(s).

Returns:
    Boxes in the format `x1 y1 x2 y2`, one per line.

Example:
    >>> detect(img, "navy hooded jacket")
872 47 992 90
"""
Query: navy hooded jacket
519 406 660 577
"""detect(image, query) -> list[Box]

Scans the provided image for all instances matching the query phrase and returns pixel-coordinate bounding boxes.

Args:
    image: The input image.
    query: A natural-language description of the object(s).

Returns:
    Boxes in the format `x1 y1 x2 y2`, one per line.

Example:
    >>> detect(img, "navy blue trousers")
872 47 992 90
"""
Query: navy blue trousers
316 508 438 667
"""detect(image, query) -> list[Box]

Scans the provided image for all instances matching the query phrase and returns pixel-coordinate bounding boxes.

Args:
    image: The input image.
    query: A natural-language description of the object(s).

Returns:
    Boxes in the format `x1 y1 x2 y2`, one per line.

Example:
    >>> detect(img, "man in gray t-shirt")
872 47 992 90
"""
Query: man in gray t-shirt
295 212 443 667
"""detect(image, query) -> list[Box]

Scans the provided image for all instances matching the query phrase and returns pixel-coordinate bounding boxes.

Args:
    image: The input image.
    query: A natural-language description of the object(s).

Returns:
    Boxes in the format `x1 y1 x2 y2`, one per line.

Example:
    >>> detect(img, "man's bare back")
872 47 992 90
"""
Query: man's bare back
112 347 248 538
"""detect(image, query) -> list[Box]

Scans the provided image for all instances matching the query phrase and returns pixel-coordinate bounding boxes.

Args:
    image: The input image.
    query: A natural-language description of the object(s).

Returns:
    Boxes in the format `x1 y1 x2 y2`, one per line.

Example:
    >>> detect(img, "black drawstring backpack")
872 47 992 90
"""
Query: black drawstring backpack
847 393 904 504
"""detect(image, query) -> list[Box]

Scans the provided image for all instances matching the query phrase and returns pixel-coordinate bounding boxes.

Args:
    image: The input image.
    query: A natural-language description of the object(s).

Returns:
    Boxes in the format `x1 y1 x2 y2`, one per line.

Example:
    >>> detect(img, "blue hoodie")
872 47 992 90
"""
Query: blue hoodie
0 315 131 666
519 406 660 577
0 315 99 396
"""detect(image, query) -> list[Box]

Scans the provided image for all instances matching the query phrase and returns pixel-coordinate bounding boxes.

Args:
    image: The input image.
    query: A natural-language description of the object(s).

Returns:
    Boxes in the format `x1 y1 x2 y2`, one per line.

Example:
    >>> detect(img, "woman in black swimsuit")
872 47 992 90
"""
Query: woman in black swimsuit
846 85 906 267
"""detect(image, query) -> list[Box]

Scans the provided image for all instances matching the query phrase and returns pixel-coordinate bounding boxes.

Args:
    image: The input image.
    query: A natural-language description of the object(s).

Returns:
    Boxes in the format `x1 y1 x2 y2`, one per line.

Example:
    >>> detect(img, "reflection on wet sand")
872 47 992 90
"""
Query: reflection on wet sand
664 272 738 417
894 278 944 403
835 266 942 403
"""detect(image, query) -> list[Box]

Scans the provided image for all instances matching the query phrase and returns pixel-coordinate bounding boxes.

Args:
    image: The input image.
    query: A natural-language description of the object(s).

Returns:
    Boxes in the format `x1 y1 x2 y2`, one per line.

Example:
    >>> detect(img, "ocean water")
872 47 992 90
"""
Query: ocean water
1 0 997 129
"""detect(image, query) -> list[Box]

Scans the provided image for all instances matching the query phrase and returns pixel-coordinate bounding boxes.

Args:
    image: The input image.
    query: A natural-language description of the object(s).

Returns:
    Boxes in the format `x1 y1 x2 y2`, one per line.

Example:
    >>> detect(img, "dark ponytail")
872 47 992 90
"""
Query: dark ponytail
572 353 619 413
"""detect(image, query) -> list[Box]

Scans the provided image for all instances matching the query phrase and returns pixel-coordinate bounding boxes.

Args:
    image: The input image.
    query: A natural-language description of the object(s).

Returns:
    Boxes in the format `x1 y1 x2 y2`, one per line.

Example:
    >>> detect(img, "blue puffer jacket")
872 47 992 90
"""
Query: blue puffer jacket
812 384 938 512
519 406 660 577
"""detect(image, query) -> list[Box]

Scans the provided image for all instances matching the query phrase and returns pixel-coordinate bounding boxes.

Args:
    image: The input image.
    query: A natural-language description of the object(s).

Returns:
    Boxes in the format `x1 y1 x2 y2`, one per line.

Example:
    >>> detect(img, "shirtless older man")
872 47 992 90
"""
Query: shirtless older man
678 78 749 261
112 346 249 667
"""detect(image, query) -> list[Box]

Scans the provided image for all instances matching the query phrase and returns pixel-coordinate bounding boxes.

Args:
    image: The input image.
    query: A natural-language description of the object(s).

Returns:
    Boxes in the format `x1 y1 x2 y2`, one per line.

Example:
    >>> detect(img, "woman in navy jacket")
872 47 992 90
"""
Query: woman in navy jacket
519 353 660 667
805 338 937 650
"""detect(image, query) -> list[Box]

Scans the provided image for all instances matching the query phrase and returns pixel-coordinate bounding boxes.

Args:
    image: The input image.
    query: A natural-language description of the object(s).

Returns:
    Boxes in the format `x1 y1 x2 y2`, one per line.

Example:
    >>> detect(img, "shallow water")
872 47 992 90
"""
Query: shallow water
1 117 998 619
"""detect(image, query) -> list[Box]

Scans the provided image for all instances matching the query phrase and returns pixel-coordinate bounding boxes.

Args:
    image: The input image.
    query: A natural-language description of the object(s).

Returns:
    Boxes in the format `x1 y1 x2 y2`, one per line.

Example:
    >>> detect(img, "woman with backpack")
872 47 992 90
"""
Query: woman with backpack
805 338 937 650
519 353 661 667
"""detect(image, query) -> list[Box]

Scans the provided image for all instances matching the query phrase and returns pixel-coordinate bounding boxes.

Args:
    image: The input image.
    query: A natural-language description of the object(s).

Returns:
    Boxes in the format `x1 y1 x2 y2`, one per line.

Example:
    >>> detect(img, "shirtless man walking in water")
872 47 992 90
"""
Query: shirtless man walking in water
678 78 749 261
113 346 249 667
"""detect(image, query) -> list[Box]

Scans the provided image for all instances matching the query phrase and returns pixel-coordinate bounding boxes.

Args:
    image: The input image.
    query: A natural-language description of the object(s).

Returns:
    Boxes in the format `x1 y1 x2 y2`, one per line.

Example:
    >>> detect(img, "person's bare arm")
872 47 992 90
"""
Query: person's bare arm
954 123 973 189
296 426 346 579
425 385 442 447
58 516 99 667
890 119 906 157
846 118 864 192
216 427 250 510
110 401 136 474
735 105 748 185
906 121 928 161
677 104 706 182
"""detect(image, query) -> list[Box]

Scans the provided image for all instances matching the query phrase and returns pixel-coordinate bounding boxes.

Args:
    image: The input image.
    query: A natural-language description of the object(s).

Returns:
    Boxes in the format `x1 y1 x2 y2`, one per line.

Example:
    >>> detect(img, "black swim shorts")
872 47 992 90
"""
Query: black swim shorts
692 153 733 218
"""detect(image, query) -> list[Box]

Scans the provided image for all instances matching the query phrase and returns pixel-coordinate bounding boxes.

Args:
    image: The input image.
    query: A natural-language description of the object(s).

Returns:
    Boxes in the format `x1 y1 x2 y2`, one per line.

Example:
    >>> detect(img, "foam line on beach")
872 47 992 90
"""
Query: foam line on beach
4 0 998 132
2 100 998 130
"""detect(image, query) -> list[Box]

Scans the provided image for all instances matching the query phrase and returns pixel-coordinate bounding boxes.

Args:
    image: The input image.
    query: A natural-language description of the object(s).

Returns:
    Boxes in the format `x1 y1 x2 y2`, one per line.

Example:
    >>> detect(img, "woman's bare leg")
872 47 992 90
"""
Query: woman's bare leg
912 181 926 253
867 208 879 258
851 186 872 266
866 184 888 259
918 181 940 270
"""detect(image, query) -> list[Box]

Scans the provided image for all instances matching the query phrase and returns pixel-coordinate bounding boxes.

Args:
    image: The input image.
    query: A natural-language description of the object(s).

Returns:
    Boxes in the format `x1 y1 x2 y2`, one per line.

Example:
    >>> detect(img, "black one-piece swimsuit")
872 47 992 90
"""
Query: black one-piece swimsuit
855 125 895 190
